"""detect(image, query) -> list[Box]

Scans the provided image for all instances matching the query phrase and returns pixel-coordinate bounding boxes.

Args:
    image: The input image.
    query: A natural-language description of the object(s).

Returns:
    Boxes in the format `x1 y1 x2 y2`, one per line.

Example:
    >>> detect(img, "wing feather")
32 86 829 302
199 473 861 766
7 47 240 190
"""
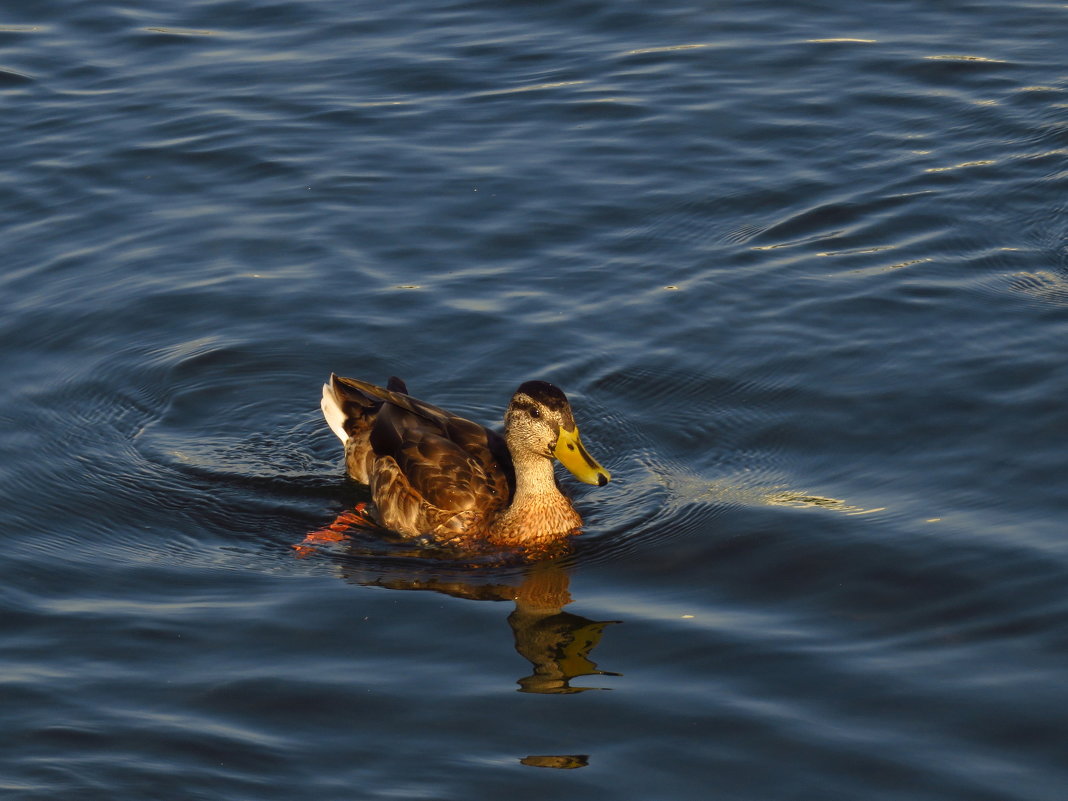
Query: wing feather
327 375 512 534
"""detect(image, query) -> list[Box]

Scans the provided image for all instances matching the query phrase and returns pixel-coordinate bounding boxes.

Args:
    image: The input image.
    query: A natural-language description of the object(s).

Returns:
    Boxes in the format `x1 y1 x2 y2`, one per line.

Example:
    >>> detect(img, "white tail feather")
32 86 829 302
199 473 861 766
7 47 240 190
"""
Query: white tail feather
320 382 349 443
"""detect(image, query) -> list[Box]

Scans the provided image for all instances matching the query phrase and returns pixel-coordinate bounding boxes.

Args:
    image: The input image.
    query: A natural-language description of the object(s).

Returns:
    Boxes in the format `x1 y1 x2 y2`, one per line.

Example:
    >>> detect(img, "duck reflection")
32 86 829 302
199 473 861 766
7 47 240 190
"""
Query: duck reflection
520 754 589 769
508 561 620 694
326 550 620 695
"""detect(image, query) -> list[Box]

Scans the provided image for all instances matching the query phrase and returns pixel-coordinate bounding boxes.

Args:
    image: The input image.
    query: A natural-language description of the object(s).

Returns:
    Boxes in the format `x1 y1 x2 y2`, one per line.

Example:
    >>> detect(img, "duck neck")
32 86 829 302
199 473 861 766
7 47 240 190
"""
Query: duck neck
494 445 582 543
510 451 562 502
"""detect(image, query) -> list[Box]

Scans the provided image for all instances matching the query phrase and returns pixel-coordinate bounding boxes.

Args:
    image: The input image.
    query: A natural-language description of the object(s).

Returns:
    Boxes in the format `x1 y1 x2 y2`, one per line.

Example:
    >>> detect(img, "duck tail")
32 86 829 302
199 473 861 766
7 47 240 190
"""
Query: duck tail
320 375 351 443
322 373 411 444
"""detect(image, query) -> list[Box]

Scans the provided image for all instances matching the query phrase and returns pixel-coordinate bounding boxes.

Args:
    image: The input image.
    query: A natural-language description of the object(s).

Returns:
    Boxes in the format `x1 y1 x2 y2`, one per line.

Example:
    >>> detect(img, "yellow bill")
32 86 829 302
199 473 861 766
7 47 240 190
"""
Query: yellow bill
554 426 611 486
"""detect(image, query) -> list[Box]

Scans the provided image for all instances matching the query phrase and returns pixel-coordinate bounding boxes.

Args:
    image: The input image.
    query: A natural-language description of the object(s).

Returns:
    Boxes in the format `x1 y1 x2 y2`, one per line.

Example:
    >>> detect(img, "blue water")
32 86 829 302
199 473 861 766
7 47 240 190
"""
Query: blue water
3 0 1068 798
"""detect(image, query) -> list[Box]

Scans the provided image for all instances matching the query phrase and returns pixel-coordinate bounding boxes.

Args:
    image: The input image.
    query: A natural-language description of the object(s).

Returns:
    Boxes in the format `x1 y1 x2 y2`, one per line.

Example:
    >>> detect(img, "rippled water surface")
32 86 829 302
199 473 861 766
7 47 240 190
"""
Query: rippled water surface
3 0 1068 798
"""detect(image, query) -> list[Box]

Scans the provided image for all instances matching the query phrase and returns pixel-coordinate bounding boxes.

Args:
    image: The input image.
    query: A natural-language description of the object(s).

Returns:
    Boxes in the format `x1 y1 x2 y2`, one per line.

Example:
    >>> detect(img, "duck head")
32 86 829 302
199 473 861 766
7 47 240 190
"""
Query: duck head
504 381 611 486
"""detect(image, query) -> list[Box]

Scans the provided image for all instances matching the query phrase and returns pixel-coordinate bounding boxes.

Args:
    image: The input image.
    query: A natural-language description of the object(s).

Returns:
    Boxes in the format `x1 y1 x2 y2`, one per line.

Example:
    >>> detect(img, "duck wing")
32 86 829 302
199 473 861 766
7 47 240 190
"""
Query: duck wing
327 375 514 535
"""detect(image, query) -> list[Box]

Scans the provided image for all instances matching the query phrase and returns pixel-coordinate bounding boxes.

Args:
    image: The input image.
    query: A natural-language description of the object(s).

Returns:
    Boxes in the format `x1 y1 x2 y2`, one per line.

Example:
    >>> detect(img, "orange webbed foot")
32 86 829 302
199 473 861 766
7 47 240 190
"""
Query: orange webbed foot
293 503 375 557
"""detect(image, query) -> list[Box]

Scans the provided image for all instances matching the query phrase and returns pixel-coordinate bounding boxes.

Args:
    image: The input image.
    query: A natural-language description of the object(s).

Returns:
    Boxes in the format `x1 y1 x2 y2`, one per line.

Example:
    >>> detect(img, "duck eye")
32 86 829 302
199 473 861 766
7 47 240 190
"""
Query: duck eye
529 407 541 419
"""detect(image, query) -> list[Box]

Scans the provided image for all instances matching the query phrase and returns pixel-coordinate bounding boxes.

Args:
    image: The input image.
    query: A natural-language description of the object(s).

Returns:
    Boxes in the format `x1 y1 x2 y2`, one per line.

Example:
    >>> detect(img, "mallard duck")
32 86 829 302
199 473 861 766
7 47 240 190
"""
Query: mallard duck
320 374 611 549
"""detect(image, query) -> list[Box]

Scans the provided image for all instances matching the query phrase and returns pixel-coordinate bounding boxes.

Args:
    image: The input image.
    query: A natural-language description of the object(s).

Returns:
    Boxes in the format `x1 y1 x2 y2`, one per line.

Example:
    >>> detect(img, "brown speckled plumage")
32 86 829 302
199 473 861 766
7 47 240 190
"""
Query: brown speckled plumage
320 374 610 549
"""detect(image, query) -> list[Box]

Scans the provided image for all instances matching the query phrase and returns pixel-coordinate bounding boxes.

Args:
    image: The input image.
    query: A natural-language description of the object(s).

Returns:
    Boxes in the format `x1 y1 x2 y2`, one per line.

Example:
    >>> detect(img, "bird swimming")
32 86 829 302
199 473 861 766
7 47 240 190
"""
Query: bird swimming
319 374 610 550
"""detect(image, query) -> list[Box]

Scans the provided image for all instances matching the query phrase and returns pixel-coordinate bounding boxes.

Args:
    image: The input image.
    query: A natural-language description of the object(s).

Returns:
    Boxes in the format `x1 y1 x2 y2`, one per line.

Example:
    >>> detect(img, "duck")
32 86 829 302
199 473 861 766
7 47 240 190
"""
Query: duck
320 374 611 549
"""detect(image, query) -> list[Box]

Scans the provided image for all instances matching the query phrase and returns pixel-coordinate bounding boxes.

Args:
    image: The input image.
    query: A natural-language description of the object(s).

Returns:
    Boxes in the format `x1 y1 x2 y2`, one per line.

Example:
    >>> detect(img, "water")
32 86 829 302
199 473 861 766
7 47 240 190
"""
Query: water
3 0 1068 798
